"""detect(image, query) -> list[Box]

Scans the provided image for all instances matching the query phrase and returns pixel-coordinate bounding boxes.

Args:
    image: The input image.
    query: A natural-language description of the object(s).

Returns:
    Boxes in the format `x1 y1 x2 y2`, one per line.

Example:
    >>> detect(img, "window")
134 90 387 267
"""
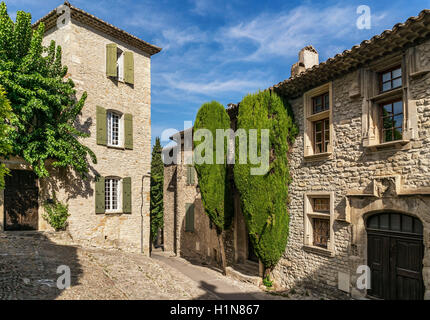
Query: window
380 100 403 143
106 43 134 85
105 178 121 212
107 111 122 147
312 92 330 114
313 218 330 248
313 118 330 154
304 193 334 255
303 83 333 158
380 66 402 92
117 48 124 82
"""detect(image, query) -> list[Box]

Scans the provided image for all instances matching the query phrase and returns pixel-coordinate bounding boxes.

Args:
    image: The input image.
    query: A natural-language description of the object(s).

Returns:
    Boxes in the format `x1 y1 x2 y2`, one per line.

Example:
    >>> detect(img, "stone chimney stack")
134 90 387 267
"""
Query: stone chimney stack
291 46 319 77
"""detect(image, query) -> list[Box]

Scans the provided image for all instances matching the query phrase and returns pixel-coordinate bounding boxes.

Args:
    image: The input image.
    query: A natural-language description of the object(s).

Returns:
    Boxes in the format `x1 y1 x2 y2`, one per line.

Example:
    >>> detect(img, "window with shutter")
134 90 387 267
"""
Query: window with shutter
124 114 133 149
96 106 107 146
185 203 195 232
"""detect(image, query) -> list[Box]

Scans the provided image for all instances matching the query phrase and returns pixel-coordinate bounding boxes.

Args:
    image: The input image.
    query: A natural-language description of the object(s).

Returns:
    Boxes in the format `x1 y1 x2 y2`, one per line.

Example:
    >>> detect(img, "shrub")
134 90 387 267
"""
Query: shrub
42 195 70 231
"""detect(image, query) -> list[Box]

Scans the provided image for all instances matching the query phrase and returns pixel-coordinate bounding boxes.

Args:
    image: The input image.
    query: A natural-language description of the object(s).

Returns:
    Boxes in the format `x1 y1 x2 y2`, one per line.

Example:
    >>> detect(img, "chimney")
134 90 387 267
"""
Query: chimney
291 46 319 77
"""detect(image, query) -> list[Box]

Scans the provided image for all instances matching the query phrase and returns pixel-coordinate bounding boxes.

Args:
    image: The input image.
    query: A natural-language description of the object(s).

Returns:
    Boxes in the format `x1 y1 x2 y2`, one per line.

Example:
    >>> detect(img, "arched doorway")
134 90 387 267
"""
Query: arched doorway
366 212 424 300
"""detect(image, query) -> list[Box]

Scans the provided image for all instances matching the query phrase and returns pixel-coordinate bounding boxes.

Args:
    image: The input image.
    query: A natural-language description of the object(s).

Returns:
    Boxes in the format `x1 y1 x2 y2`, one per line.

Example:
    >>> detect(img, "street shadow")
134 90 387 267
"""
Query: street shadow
0 232 83 300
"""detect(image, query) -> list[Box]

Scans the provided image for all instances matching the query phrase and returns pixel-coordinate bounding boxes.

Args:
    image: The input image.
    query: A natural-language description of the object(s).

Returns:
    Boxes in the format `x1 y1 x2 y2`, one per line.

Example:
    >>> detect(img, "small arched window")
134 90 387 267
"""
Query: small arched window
366 212 423 235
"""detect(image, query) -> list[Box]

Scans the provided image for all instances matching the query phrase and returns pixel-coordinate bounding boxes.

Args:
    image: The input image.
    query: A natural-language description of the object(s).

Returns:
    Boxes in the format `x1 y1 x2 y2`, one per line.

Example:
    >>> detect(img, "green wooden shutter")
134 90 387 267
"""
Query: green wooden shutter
95 176 105 214
106 43 117 77
122 177 132 213
124 113 133 149
124 51 134 85
96 106 107 146
185 203 195 232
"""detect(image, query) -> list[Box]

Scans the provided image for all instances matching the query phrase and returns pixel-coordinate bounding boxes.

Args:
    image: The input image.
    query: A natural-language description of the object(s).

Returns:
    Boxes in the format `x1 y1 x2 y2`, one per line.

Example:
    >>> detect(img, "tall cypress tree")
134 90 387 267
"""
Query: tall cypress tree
0 2 96 178
150 137 164 245
194 101 233 275
234 90 298 278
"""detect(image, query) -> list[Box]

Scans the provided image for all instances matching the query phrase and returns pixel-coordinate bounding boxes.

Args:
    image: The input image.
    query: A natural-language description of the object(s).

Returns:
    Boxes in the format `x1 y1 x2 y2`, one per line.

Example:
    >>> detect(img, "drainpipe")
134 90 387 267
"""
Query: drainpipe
141 172 151 255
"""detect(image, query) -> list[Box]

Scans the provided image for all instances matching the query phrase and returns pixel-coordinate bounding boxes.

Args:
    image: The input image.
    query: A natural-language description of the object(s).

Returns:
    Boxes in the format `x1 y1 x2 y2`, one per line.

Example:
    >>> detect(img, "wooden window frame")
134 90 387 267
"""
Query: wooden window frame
105 177 122 213
303 82 333 159
313 118 330 154
107 110 124 148
312 92 330 114
379 99 404 143
303 192 335 256
379 65 402 93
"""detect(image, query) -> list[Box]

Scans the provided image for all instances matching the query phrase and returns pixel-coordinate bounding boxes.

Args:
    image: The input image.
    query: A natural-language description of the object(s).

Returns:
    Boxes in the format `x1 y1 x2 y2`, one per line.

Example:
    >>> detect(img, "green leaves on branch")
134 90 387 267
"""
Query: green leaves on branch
42 194 70 231
0 2 96 178
150 137 164 243
233 90 298 270
0 85 13 189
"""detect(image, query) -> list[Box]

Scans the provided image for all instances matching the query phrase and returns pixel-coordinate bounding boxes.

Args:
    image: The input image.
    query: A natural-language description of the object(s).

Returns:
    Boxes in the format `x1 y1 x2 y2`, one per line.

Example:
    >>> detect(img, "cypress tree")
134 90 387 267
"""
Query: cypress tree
194 101 233 275
0 2 96 178
233 90 298 277
150 137 164 245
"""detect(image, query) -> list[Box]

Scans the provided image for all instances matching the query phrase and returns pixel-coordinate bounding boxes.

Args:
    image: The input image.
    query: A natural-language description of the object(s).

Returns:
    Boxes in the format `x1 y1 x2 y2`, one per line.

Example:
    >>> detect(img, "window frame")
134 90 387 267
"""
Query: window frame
304 192 335 256
117 47 124 82
379 65 402 93
313 118 330 154
105 177 122 213
107 110 124 148
303 82 333 159
379 99 404 143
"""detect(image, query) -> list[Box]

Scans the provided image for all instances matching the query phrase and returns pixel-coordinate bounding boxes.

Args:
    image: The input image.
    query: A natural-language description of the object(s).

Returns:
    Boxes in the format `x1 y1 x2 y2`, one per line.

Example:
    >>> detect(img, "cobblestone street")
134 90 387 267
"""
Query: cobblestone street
0 232 293 300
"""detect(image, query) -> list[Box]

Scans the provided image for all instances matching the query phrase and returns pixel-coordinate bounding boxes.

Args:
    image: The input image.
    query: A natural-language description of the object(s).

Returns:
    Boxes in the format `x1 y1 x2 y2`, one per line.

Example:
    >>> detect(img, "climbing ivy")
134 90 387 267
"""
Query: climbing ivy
0 2 96 178
233 90 298 274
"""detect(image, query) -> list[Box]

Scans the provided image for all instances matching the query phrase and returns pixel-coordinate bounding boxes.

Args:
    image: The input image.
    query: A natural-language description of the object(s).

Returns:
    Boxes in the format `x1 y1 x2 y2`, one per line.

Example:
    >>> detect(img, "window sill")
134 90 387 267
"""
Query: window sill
410 69 430 79
370 87 403 102
303 245 334 257
105 211 124 215
304 152 332 161
364 140 410 152
107 145 125 150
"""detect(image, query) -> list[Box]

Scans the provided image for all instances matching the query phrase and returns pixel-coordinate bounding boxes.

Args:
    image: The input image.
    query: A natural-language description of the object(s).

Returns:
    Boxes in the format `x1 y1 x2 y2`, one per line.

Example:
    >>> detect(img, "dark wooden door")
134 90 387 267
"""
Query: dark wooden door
367 212 424 300
4 170 39 231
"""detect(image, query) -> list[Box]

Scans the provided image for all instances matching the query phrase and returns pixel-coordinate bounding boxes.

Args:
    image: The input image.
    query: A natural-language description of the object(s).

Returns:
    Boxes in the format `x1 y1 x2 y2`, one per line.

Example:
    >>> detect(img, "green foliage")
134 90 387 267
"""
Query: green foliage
42 194 70 231
193 101 233 232
0 85 13 189
0 2 96 178
150 137 164 243
233 90 298 270
263 274 273 288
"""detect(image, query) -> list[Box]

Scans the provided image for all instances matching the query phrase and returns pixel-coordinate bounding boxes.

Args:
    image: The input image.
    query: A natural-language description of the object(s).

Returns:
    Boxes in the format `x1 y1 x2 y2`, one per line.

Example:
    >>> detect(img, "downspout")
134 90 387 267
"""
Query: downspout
141 172 151 255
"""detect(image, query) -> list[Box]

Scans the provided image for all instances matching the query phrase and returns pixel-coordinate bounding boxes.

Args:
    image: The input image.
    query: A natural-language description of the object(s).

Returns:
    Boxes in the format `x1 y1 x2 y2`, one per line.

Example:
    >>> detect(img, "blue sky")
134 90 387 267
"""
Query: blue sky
4 0 430 147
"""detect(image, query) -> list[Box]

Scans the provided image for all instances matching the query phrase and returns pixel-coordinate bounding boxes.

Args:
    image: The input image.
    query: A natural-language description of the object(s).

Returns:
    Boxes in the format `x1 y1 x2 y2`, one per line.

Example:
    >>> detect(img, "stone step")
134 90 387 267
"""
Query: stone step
226 264 261 287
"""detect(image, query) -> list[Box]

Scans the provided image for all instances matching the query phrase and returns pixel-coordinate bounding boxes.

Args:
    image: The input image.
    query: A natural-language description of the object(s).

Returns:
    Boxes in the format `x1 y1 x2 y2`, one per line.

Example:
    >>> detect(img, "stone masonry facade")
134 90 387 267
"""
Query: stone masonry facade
164 11 430 299
0 3 160 254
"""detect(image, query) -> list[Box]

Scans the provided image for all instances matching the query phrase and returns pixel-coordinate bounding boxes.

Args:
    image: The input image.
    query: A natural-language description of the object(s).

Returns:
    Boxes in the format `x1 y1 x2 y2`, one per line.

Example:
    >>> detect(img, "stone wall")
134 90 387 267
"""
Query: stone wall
0 19 152 254
272 39 430 299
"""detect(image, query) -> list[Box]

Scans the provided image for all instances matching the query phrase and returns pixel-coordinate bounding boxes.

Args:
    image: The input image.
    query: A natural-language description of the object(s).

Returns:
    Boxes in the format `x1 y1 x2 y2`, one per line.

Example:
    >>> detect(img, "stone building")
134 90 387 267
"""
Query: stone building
0 2 161 254
163 10 430 299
